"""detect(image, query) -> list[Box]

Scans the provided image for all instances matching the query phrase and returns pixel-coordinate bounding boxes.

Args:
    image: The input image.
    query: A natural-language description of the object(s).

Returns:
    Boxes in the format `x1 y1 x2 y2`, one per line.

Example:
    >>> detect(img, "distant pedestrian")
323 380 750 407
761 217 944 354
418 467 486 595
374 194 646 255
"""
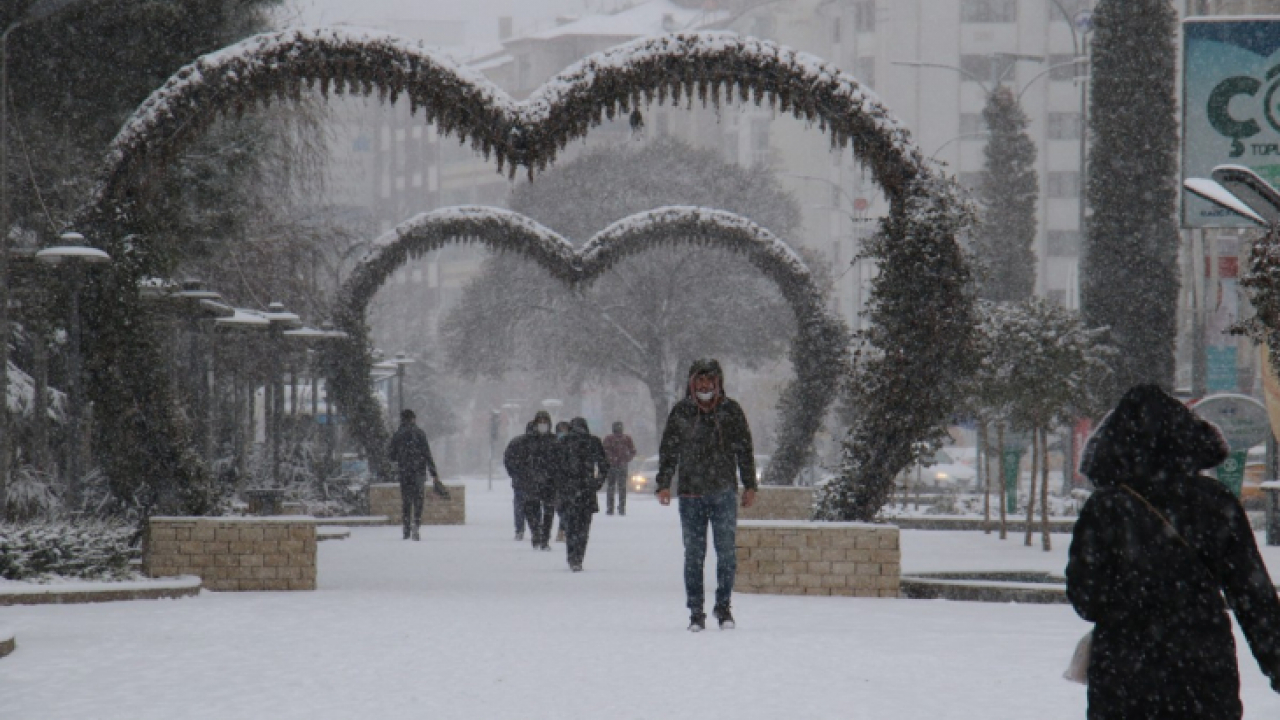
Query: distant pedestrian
656 359 756 632
1067 384 1280 720
602 421 637 516
555 417 609 572
504 423 532 542
503 412 558 550
554 420 571 543
386 409 441 541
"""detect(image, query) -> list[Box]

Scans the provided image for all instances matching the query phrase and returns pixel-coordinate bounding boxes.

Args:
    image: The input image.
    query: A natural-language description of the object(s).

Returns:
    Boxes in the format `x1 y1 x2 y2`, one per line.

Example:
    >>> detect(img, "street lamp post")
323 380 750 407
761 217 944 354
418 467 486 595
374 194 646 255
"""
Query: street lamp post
0 0 99 516
35 231 110 514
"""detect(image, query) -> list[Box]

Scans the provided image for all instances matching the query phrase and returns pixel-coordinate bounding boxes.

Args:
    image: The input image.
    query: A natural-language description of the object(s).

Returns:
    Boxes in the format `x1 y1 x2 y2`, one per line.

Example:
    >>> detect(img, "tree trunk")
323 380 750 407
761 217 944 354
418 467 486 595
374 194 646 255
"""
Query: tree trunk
1041 427 1052 551
998 424 1007 540
1024 428 1039 547
979 422 991 534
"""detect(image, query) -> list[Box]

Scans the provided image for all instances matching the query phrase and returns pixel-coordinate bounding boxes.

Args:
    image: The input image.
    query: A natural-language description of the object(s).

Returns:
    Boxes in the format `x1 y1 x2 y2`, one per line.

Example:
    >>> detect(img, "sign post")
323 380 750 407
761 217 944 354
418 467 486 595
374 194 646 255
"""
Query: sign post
1192 393 1270 496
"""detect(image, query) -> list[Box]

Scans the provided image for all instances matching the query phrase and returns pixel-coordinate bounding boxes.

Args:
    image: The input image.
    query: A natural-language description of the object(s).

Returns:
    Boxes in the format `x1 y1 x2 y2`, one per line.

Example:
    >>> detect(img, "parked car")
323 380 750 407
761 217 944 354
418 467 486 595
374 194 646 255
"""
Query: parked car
898 448 977 490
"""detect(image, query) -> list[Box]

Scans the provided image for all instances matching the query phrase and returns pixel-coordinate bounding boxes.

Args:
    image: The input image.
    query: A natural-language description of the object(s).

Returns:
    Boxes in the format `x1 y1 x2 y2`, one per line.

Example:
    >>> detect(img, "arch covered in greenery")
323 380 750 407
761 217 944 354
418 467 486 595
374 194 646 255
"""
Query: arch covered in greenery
330 206 847 483
77 28 973 520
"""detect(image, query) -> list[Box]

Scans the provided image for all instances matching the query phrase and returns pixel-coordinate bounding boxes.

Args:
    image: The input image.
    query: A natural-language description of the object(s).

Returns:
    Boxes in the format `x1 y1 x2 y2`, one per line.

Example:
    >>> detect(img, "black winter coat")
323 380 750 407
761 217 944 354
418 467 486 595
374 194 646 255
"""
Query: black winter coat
556 418 609 513
1067 385 1280 720
386 422 437 481
656 398 755 497
503 430 560 501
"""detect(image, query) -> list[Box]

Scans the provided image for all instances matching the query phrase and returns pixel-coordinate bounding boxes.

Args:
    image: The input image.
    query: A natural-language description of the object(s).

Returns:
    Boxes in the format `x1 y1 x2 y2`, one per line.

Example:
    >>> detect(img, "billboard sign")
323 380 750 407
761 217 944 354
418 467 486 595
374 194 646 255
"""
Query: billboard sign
1183 18 1280 227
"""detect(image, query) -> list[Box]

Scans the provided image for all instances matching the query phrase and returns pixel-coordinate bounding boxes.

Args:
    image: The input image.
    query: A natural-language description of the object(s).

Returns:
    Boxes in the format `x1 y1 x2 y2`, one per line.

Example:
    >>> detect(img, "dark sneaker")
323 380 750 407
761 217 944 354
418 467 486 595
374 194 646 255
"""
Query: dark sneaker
540 544 552 551
411 528 421 541
606 509 614 515
713 604 735 630
619 509 625 516
688 612 706 632
570 563 583 572
403 530 410 540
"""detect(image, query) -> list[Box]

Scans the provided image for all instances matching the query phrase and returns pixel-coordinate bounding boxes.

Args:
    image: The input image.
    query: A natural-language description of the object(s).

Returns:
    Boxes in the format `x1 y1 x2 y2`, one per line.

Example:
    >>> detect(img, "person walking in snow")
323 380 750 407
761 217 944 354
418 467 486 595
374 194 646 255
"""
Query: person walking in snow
602 421 637 516
503 412 558 550
386 409 441 541
656 359 756 632
555 417 609 572
1066 384 1280 720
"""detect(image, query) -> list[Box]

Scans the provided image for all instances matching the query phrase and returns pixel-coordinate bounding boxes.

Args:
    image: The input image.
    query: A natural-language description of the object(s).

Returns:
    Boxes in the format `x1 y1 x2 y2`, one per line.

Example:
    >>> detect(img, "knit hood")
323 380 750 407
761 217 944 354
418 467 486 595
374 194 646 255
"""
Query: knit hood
1079 384 1229 490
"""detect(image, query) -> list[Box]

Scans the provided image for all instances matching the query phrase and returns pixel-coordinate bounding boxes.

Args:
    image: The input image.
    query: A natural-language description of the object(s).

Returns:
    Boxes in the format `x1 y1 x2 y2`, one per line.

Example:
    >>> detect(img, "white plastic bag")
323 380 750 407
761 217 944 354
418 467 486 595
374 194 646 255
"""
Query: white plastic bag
1063 630 1092 684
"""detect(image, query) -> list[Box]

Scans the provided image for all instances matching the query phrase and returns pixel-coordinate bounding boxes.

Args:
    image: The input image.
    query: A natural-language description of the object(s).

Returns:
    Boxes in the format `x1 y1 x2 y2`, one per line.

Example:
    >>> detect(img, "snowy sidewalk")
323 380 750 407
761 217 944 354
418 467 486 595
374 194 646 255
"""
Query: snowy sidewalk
2 477 1279 719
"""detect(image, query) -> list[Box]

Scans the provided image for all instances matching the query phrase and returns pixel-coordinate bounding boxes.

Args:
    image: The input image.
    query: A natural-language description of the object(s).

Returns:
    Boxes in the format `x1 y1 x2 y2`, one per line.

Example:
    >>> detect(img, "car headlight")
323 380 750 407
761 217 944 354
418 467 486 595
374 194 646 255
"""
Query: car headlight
631 475 645 484
935 472 949 480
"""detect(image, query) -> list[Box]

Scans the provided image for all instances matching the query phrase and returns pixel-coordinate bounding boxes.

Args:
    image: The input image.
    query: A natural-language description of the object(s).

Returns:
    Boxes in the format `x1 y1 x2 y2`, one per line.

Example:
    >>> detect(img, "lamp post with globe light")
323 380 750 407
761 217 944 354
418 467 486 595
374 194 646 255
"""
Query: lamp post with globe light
0 0 102 511
35 231 110 513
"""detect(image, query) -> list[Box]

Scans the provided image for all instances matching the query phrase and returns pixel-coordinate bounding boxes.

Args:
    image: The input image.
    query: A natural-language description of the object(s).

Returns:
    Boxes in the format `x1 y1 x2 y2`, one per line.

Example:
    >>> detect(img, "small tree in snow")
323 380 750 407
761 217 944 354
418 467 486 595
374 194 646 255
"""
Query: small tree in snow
975 299 1113 549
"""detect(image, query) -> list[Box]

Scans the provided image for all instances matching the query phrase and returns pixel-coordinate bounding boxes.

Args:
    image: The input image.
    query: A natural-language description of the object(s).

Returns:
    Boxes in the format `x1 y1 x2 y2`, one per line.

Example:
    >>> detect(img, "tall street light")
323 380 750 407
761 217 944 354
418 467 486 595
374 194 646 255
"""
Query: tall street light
35 230 110 514
0 0 99 516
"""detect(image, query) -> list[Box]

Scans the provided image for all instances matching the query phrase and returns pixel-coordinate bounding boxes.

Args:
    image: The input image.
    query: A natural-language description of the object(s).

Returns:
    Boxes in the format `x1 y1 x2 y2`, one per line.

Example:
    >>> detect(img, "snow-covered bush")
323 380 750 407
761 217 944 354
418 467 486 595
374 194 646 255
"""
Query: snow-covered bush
3 466 62 522
0 521 138 581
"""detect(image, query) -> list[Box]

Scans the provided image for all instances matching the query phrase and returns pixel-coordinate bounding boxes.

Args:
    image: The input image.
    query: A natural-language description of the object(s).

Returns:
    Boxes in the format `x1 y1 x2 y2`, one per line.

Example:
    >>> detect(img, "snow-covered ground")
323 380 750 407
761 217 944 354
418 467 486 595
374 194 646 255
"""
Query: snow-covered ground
3 476 1280 719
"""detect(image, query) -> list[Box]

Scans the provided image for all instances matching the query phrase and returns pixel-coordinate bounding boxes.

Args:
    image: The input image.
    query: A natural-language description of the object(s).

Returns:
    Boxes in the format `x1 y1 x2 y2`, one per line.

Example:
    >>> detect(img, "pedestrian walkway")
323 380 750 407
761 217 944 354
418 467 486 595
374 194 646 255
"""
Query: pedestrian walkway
3 477 1279 719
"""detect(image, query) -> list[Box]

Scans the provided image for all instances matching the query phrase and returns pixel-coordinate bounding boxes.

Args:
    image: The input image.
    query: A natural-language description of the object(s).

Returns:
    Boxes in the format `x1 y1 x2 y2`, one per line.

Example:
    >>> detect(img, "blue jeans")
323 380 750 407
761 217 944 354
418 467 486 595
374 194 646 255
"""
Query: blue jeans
678 489 738 611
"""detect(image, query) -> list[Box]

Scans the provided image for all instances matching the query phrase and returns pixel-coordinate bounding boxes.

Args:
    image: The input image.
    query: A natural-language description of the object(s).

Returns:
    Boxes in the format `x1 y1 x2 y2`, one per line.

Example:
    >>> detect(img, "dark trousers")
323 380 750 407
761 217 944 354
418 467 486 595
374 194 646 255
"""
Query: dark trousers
678 489 738 610
562 502 594 566
523 497 555 547
605 464 628 513
400 475 426 535
513 490 526 534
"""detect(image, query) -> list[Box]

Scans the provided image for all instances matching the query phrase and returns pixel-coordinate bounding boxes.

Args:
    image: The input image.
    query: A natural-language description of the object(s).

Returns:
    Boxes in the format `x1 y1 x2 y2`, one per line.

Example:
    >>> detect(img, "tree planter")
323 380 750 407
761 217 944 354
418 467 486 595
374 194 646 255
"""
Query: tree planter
734 521 899 598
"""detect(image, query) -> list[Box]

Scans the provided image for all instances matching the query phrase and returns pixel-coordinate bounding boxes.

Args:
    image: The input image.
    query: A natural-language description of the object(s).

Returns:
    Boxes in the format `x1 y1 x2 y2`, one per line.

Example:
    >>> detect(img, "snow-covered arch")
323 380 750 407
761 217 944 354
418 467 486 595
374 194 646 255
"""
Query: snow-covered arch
329 206 847 485
78 29 974 521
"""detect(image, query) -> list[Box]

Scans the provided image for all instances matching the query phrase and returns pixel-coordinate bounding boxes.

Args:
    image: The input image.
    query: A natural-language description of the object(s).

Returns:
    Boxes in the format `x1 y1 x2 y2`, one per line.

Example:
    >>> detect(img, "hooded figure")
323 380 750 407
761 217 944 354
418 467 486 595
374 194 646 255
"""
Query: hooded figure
386 409 440 541
504 414 560 549
1067 384 1280 720
655 359 756 631
555 417 610 571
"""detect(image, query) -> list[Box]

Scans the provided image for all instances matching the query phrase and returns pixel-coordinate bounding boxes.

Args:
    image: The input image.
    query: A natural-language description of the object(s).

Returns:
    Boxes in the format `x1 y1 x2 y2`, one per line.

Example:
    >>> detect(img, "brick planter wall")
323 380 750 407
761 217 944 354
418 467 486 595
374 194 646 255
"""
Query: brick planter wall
735 521 900 598
144 517 317 591
368 483 466 526
739 487 815 521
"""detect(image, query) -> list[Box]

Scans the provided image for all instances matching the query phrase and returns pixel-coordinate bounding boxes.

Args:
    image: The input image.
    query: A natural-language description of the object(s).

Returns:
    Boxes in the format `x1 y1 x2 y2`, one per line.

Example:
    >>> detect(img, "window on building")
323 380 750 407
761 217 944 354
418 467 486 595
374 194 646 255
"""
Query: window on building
751 118 771 167
853 1 876 32
1047 230 1082 256
853 57 876 88
1048 112 1082 140
1049 54 1087 81
959 54 995 83
1048 172 1081 199
960 113 987 135
961 0 1018 23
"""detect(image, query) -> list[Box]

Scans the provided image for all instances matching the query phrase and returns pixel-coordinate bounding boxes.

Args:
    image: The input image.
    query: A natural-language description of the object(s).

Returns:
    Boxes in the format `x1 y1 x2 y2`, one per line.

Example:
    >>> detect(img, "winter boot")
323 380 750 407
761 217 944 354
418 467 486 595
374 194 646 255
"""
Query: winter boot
411 527 421 541
688 611 706 632
514 531 524 541
570 562 583 572
713 603 735 630
403 528 411 540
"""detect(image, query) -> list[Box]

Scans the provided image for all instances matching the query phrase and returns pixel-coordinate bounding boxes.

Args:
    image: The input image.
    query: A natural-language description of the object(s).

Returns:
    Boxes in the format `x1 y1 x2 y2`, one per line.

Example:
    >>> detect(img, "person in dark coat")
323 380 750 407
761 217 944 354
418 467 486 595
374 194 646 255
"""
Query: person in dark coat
555 417 609 572
553 420 571 543
656 359 756 632
1066 384 1280 720
602 421 637 516
385 409 440 541
503 411 558 550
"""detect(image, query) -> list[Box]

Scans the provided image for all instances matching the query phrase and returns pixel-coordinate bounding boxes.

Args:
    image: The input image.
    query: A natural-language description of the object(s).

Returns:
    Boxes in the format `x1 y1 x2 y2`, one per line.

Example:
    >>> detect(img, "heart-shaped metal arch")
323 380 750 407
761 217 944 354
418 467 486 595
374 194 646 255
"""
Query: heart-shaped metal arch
327 206 848 486
75 29 974 520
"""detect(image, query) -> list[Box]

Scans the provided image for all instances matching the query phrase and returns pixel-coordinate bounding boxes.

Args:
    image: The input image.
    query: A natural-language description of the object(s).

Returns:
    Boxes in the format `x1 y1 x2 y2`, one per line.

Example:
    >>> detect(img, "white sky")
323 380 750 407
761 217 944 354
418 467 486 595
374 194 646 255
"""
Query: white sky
280 0 605 57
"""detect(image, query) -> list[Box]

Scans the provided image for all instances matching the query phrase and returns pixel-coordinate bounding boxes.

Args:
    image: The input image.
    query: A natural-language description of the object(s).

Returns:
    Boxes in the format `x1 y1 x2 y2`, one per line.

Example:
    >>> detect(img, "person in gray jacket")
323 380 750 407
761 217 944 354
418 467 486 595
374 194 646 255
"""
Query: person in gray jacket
656 359 756 631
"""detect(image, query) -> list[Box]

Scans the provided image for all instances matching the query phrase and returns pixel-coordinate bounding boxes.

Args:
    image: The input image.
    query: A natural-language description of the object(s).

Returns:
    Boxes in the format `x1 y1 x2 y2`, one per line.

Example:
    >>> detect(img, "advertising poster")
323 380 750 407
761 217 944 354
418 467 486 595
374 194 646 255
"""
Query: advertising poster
1183 18 1280 227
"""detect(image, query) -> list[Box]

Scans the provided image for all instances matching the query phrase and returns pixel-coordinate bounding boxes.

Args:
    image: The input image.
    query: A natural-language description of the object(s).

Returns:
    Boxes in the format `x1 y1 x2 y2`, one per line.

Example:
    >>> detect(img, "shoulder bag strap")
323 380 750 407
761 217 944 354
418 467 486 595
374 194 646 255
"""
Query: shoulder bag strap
1119 483 1218 583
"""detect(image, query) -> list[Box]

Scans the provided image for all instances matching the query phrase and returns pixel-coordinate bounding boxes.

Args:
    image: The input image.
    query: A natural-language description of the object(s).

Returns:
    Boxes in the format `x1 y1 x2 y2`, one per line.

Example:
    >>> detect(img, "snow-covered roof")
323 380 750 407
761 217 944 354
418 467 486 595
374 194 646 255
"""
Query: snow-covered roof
511 0 726 43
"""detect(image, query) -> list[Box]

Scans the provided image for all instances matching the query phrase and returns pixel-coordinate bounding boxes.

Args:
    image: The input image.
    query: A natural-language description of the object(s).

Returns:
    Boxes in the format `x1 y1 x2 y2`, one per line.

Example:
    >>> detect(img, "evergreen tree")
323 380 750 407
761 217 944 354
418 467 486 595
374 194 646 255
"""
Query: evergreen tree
1080 0 1180 402
975 86 1038 302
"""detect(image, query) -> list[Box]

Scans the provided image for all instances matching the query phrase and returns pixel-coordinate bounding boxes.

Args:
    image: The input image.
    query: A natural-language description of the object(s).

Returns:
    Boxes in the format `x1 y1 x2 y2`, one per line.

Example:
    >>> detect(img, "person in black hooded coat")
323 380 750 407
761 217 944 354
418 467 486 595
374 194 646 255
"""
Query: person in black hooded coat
1067 384 1280 720
555 417 609 572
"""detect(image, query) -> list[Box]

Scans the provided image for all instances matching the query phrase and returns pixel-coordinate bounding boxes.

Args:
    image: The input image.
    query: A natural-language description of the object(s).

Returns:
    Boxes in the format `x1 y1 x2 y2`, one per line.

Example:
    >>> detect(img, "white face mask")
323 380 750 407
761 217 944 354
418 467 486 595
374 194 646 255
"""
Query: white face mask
537 423 550 434
695 391 715 402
